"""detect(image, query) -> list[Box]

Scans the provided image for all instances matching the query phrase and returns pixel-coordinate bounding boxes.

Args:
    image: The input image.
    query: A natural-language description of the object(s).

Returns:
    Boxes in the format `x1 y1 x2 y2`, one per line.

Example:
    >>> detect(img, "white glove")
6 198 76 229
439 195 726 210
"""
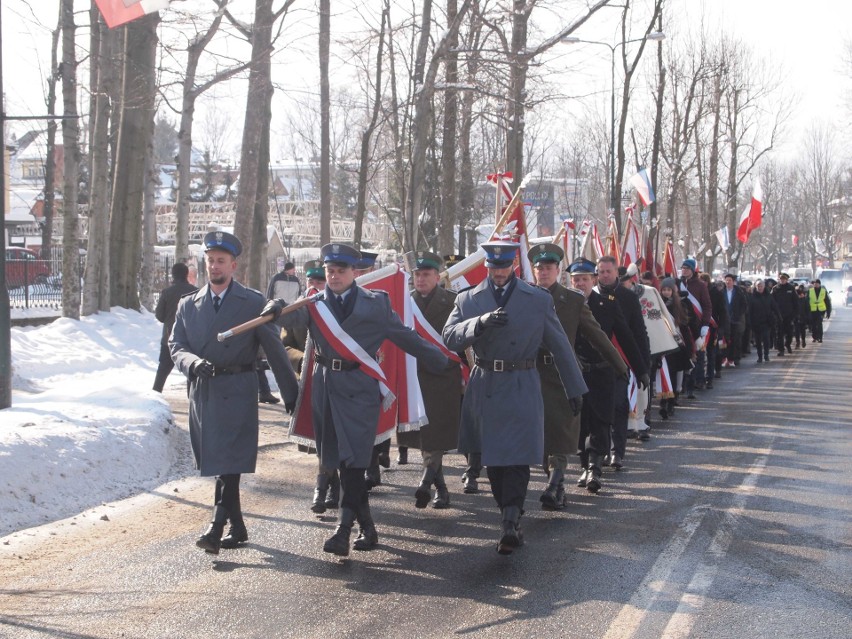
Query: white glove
694 337 704 351
700 326 709 338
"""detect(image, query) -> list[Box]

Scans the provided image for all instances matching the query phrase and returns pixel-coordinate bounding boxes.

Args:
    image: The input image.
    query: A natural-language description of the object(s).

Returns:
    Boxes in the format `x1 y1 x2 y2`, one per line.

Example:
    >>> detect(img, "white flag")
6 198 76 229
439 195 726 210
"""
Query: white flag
715 226 730 252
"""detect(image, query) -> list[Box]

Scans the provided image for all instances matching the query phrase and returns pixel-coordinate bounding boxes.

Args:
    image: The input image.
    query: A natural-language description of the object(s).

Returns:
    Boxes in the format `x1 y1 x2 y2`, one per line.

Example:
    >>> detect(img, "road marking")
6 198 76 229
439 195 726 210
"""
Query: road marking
601 504 711 639
660 452 770 639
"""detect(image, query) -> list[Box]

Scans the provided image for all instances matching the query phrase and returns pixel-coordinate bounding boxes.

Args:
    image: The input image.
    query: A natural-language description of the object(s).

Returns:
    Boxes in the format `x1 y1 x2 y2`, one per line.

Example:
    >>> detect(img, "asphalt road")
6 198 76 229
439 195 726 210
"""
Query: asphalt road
2 310 851 639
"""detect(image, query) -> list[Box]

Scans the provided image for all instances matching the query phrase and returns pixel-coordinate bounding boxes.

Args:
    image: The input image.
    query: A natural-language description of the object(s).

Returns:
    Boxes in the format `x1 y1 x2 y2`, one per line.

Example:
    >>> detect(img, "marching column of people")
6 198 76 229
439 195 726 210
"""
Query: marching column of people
170 235 835 561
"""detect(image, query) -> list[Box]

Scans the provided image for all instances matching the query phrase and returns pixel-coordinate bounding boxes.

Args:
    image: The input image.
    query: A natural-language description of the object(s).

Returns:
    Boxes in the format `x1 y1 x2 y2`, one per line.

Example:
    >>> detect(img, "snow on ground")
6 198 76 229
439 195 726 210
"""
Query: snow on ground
1 308 197 537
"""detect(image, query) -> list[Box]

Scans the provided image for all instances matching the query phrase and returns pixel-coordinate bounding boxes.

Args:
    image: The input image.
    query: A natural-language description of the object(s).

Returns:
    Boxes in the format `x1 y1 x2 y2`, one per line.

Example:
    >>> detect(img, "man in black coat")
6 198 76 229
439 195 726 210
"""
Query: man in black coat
771 273 798 356
569 258 645 492
595 256 650 466
722 273 749 366
153 262 197 392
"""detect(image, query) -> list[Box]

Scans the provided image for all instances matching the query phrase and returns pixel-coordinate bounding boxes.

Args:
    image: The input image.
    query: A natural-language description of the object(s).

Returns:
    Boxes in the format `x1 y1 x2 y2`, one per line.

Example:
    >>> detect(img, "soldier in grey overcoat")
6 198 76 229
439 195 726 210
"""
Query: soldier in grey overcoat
171 231 299 555
529 244 626 511
397 252 462 509
264 243 448 558
442 241 587 555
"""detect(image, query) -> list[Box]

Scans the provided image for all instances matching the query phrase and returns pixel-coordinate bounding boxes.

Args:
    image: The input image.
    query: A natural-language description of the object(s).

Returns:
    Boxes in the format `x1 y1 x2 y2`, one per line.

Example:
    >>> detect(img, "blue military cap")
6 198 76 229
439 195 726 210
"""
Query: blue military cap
567 257 597 274
304 259 325 280
320 243 361 266
414 251 443 271
482 240 520 268
354 250 378 270
528 242 564 265
204 230 242 257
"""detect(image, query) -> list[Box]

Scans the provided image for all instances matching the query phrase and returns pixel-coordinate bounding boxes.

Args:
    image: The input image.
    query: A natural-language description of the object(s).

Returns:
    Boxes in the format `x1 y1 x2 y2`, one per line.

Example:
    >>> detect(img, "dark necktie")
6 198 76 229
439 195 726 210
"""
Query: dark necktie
495 286 505 302
213 295 221 312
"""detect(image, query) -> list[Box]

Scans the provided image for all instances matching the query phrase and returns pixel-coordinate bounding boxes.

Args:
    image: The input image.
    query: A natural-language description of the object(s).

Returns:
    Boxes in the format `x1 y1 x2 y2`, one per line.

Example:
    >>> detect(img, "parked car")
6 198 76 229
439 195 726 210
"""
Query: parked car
5 247 52 288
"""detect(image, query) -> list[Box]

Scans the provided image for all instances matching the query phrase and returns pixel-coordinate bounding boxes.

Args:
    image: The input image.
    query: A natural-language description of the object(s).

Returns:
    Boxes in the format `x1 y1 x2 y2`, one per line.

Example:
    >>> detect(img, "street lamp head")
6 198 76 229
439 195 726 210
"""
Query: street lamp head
560 35 581 45
647 31 666 41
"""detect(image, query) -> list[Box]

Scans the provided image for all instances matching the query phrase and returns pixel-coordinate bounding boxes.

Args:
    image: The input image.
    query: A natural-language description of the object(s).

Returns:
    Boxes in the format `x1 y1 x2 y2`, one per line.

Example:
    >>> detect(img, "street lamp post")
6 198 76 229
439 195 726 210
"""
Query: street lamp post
562 32 665 216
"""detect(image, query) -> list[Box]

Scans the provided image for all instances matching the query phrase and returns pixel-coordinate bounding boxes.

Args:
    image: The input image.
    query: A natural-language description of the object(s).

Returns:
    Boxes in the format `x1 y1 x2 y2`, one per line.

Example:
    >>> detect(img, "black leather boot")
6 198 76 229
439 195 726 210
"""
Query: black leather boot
396 447 409 465
462 453 481 494
415 466 438 508
365 464 382 490
311 473 330 514
540 468 565 510
220 520 248 549
586 453 603 493
352 501 379 551
196 505 228 554
323 507 357 557
432 468 450 509
325 470 340 510
497 506 523 555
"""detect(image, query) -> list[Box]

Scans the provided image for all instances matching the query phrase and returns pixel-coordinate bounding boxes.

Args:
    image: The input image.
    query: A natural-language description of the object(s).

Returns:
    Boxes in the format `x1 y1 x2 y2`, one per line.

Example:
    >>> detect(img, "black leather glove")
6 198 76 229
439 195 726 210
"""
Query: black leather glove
261 298 286 319
191 359 214 379
569 396 583 416
477 309 508 331
284 400 296 415
637 373 651 390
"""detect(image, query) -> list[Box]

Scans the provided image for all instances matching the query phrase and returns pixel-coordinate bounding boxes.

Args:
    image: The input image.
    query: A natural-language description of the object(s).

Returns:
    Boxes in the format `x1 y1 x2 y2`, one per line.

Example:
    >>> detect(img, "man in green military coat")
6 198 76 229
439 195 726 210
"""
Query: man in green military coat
398 252 463 509
529 243 627 510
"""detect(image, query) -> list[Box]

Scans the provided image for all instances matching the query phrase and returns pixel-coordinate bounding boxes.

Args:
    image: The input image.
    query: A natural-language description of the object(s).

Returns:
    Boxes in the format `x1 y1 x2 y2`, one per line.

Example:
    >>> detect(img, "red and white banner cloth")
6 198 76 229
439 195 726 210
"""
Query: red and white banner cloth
655 356 674 399
736 178 763 244
288 265 428 448
95 0 170 28
411 302 468 384
621 213 641 268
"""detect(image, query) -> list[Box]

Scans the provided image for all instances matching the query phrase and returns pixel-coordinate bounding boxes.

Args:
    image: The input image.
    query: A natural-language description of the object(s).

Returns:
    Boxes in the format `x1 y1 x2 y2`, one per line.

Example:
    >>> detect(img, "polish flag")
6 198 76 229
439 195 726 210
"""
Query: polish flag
736 178 763 244
95 0 171 28
604 217 622 264
791 234 799 247
621 213 641 267
662 238 676 276
629 168 656 206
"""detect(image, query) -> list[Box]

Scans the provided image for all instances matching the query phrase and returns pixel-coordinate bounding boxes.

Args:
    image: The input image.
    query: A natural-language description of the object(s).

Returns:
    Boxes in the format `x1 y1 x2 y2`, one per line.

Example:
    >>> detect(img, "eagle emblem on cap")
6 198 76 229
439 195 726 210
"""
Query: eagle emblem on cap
417 251 424 258
494 247 503 256
332 244 340 253
215 231 224 244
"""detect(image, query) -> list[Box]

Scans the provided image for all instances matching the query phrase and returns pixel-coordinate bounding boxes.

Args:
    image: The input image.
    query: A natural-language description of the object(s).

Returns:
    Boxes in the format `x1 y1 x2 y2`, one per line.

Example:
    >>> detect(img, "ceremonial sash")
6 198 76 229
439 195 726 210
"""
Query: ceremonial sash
411 301 469 384
655 356 674 399
627 370 638 413
307 299 396 409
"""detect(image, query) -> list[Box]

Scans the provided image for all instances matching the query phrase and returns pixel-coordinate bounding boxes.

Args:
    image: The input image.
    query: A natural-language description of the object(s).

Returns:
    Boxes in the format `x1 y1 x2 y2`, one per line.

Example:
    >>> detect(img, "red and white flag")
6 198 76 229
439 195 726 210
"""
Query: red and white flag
655 356 674 399
621 213 641 268
629 168 656 206
791 234 799 247
288 265 428 447
662 237 676 276
95 0 170 28
736 178 763 244
604 218 622 264
580 222 603 262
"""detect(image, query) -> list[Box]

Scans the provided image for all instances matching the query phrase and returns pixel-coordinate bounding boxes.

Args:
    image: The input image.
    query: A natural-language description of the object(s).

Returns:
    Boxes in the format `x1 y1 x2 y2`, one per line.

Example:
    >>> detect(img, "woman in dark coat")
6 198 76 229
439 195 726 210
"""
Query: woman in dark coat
658 277 699 417
749 279 781 362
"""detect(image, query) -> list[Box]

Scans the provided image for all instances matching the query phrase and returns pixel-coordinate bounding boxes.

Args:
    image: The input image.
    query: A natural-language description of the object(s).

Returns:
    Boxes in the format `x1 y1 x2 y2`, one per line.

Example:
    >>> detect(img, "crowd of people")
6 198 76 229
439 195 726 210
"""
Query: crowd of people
155 232 835 560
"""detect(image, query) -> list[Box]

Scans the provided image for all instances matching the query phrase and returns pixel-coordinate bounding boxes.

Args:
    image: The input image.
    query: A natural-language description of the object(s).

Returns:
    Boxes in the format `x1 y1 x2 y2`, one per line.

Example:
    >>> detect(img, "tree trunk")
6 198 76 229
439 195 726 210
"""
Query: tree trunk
506 0 528 181
727 89 740 268
648 11 665 255
175 53 201 264
234 0 275 289
319 0 331 245
60 0 81 319
42 15 60 258
109 14 159 310
437 0 459 255
82 9 115 315
139 135 158 311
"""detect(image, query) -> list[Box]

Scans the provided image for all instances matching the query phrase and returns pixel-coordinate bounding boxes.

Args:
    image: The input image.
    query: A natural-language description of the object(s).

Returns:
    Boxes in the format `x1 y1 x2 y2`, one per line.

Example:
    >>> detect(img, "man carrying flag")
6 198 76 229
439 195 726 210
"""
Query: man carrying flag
443 241 587 555
679 258 713 396
262 243 448 558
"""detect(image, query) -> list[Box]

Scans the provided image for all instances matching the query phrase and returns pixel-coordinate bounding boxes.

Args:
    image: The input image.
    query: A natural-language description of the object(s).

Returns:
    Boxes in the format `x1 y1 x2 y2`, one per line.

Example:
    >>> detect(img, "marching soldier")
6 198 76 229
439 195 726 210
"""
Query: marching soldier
397 252 462 509
262 243 448 557
443 241 587 555
529 244 626 510
170 231 299 555
568 258 644 493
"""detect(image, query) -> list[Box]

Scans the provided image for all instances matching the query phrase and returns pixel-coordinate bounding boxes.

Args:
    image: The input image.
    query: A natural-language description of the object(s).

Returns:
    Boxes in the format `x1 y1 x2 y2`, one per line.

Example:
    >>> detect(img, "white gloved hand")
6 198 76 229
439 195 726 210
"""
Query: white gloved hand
700 326 709 338
694 337 704 351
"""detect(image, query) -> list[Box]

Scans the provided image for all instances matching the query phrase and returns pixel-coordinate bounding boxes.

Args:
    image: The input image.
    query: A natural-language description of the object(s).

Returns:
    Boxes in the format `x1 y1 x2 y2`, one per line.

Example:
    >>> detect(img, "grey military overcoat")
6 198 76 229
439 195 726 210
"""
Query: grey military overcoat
443 278 588 467
281 286 448 470
170 281 298 476
398 286 462 452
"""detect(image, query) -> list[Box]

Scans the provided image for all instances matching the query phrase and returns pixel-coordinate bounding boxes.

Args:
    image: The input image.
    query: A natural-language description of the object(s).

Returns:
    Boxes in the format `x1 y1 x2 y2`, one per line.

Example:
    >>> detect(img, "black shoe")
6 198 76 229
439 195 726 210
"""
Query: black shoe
627 429 639 438
757 356 763 363
325 471 340 510
586 469 602 493
497 506 523 555
777 350 784 357
258 392 280 404
311 473 330 514
365 466 382 490
705 381 713 389
610 454 623 470
352 504 378 551
220 522 248 549
415 466 437 508
659 407 668 420
686 391 696 399
378 452 391 469
462 472 479 494
396 448 408 465
540 469 565 511
196 506 228 555
323 508 356 557
577 468 589 487
638 430 651 441
432 469 450 509
787 346 793 354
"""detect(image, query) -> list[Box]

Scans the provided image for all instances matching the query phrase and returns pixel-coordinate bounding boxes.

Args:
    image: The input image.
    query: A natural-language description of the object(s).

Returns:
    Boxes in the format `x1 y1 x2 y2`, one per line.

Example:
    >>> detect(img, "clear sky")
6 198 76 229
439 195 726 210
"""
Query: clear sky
2 1 850 158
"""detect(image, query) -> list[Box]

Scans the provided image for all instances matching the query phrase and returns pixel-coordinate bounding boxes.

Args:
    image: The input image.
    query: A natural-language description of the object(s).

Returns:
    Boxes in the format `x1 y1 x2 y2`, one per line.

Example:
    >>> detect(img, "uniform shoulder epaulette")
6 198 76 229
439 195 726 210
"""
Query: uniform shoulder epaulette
179 289 197 299
455 284 475 294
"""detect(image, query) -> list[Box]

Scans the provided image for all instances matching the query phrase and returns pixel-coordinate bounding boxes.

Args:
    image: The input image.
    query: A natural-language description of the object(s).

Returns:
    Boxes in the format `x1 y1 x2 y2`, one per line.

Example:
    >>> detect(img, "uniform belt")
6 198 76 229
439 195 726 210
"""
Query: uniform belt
475 358 536 372
212 363 255 376
579 360 610 373
315 354 360 371
537 353 555 366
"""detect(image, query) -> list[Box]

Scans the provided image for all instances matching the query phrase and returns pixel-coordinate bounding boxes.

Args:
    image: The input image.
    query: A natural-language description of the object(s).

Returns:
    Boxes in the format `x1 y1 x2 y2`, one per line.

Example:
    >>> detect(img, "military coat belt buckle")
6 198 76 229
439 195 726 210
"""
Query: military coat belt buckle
331 359 343 371
543 355 554 365
493 359 504 372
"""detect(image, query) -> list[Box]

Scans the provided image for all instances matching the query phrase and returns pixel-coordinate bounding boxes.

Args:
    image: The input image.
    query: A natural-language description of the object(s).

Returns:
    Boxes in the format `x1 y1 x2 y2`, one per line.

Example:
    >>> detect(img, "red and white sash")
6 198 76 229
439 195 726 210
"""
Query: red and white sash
655 356 674 399
410 302 468 383
307 300 396 409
